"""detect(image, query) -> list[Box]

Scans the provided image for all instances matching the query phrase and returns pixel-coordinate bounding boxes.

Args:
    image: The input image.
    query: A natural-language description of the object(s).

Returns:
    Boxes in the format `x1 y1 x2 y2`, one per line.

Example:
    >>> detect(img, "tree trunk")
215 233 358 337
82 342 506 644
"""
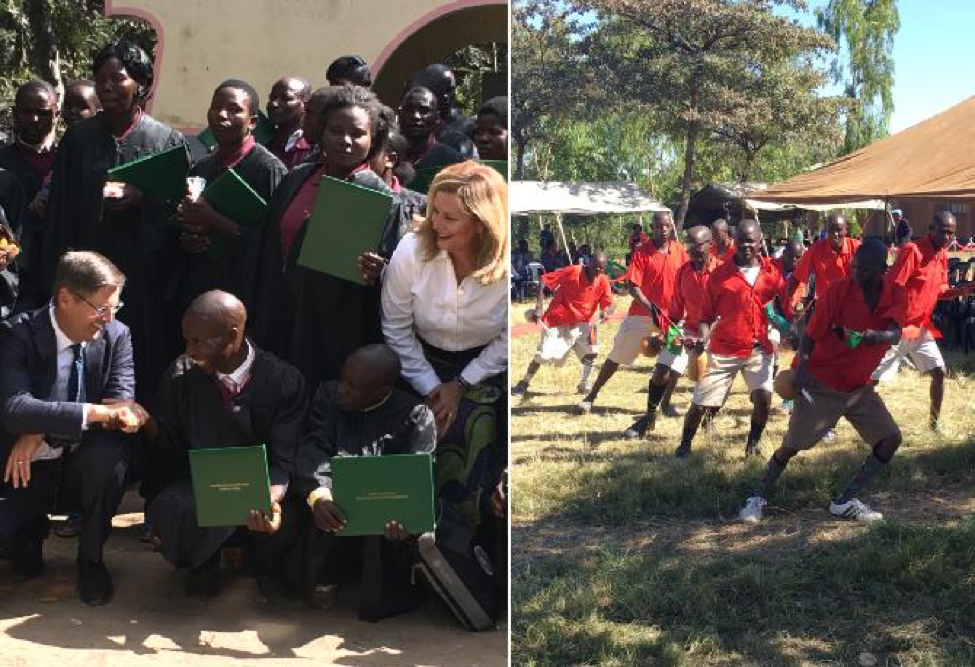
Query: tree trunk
515 133 527 181
24 0 63 94
674 123 699 230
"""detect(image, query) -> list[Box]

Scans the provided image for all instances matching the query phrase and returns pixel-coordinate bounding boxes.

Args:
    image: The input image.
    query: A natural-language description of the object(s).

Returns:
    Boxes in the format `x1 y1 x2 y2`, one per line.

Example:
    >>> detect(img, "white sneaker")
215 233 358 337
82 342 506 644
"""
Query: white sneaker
578 400 593 414
822 429 837 443
829 498 883 522
739 496 767 524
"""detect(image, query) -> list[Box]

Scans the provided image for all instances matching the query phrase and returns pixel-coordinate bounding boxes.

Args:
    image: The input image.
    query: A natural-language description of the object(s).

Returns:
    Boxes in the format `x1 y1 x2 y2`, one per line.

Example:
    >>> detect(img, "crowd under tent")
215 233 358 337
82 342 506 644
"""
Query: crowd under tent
510 181 670 253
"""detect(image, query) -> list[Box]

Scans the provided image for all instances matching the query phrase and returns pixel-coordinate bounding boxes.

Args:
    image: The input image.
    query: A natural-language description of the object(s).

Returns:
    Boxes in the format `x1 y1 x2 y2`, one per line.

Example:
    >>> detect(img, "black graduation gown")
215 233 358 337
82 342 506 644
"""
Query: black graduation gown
414 142 464 172
176 143 286 313
0 170 26 315
250 165 407 393
41 112 187 402
145 347 307 569
272 382 436 620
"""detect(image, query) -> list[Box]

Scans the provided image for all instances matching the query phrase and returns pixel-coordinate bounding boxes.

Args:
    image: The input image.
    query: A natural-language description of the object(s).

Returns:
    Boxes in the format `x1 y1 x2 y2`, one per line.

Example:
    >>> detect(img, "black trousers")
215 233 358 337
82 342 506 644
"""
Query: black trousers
0 431 130 566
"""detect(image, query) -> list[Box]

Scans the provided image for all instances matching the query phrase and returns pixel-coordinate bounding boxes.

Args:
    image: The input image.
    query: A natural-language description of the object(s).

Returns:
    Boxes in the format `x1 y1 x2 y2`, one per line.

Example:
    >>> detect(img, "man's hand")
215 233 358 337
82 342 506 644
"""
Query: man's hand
3 434 45 489
861 328 901 347
357 252 386 285
427 380 464 438
88 400 150 433
103 182 143 210
312 497 348 533
384 520 408 541
246 501 282 534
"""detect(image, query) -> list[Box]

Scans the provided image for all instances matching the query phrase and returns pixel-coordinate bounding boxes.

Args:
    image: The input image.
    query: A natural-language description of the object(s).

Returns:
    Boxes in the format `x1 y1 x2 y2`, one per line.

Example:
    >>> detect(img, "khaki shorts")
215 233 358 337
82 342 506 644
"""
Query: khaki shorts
692 349 774 407
535 323 597 365
608 315 657 366
872 327 945 382
782 375 900 452
657 346 689 374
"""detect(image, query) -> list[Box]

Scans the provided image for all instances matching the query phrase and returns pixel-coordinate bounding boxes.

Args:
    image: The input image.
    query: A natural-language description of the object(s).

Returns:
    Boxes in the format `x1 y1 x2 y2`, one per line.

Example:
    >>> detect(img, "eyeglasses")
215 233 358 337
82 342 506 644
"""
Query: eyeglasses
71 291 124 317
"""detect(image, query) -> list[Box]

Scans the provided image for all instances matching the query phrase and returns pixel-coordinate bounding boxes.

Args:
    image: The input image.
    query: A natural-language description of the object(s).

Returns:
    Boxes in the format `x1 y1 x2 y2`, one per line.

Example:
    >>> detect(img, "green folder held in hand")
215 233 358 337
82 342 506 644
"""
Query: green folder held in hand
201 168 268 259
297 176 393 285
106 145 189 200
188 445 271 528
331 454 435 537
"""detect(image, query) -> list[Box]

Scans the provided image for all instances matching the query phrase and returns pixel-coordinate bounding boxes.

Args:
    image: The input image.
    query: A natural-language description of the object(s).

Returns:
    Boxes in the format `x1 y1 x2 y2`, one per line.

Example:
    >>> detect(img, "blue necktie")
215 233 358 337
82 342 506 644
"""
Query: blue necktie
67 343 84 402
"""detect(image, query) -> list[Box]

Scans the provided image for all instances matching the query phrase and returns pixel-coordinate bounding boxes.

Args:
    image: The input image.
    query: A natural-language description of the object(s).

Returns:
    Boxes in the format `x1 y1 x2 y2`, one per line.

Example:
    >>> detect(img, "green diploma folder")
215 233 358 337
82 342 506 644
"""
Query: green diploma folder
106 145 189 200
409 159 507 194
188 445 271 527
331 454 435 537
201 168 268 259
296 176 393 285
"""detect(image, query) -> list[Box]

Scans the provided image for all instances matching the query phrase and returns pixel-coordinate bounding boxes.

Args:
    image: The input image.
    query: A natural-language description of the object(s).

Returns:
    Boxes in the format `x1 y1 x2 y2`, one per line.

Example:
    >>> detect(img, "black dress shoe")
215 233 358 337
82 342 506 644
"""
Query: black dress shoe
78 560 114 606
12 537 45 581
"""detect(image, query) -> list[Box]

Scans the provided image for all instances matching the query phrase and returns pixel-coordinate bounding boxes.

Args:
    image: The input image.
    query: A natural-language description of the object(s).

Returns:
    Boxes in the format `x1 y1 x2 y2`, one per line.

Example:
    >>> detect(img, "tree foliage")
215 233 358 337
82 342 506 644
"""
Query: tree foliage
816 0 899 153
574 0 836 227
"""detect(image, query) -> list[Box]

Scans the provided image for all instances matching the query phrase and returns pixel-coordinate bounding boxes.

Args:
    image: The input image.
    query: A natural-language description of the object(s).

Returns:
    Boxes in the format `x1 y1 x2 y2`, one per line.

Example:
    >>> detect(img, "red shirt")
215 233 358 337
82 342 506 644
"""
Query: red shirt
792 236 860 299
886 235 948 334
772 256 806 318
670 256 718 331
541 265 613 327
700 256 785 357
710 239 736 264
805 277 907 392
625 239 688 317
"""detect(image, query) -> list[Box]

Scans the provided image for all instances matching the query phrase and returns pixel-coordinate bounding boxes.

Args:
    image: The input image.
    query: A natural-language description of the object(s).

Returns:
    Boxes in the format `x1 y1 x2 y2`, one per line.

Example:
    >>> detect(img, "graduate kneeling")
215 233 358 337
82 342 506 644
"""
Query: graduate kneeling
143 290 307 597
281 344 437 620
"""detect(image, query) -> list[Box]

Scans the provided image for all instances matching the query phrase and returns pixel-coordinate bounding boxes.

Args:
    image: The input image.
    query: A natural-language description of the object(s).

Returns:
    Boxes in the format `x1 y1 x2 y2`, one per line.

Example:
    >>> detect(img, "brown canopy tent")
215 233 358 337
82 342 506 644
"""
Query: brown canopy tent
753 96 975 205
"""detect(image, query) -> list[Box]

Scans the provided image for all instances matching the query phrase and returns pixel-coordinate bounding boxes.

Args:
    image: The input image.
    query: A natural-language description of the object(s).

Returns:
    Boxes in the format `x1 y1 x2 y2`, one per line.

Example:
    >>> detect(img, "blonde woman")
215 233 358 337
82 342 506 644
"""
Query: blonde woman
382 161 508 433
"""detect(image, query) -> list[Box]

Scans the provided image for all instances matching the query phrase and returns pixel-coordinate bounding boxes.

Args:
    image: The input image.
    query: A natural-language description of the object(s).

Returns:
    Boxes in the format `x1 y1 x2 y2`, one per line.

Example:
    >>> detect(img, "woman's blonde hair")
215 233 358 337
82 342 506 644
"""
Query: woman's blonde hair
413 161 509 285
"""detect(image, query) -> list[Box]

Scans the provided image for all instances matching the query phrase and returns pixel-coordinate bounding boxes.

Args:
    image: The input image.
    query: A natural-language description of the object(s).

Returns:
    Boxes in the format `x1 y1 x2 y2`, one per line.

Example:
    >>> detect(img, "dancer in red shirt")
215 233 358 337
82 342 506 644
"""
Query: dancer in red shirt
624 225 716 437
709 218 736 264
788 214 859 301
871 212 975 429
579 212 687 414
512 253 614 396
675 220 784 458
740 239 906 523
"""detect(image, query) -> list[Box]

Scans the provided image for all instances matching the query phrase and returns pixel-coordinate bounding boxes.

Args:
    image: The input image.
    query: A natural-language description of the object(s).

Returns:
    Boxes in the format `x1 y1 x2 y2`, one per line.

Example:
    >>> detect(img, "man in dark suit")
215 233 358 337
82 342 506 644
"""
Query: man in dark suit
0 251 149 605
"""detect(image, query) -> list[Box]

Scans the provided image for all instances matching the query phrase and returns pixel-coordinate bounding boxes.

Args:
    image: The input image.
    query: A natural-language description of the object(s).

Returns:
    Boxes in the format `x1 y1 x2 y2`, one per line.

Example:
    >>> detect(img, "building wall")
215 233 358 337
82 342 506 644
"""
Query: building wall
106 0 506 132
861 200 975 241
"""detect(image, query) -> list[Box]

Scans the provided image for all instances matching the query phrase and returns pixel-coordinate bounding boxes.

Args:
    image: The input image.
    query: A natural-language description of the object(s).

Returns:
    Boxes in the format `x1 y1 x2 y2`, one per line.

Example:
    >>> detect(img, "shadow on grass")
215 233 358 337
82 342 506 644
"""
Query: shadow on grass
512 519 975 665
516 434 975 525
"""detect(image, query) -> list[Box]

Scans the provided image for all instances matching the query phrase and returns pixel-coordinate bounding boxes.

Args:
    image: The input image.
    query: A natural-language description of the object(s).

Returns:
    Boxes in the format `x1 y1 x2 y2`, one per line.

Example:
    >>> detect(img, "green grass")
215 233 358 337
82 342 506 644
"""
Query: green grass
512 296 975 665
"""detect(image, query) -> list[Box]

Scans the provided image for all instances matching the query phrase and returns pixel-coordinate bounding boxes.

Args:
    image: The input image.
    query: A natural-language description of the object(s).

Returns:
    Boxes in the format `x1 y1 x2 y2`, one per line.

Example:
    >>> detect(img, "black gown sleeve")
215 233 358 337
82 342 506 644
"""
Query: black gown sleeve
264 358 308 487
292 382 341 497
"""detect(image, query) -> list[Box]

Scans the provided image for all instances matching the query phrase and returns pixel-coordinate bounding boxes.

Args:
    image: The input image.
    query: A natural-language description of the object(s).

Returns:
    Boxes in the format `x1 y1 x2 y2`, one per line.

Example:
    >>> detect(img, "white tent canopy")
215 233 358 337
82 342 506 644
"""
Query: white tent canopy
511 181 670 216
743 198 887 212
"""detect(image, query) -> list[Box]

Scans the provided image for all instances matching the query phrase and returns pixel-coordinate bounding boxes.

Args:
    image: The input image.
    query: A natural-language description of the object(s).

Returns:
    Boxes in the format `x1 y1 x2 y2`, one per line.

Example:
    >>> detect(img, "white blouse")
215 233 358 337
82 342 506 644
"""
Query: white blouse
382 233 508 396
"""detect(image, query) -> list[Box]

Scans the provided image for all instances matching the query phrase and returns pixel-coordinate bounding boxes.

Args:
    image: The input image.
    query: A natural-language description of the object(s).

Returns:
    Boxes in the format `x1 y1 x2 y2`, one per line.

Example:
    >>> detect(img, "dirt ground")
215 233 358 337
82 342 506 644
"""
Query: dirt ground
0 491 506 667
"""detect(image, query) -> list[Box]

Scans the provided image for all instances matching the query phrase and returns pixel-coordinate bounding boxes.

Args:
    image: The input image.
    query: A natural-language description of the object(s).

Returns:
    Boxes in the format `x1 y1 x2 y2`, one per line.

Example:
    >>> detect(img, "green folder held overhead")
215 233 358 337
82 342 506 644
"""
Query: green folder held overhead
297 176 393 285
188 445 271 528
201 168 268 259
197 110 274 151
331 454 435 537
106 145 189 200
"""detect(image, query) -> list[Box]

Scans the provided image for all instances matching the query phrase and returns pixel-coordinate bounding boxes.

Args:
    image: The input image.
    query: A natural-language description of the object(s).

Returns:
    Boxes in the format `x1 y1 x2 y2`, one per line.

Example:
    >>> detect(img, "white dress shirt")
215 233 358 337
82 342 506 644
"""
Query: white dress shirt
382 233 507 397
33 307 88 461
215 339 255 390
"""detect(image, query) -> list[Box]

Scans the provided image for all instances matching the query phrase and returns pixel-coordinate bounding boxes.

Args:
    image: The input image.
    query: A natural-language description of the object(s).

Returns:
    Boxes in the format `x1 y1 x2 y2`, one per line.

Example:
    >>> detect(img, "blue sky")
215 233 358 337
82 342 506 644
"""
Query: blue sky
797 0 973 133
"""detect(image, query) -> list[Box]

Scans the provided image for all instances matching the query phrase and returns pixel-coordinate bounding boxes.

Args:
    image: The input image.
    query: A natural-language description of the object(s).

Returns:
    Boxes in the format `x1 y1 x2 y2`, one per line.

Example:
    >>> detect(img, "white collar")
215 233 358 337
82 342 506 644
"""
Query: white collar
216 340 254 386
48 305 87 354
285 128 304 153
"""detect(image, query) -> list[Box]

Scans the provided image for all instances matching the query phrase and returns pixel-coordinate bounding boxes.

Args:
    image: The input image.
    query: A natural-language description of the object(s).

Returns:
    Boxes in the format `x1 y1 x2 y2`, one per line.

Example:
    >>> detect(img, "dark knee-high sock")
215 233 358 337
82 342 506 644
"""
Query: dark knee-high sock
679 409 705 449
646 381 667 414
746 419 767 449
755 450 794 497
836 455 887 504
